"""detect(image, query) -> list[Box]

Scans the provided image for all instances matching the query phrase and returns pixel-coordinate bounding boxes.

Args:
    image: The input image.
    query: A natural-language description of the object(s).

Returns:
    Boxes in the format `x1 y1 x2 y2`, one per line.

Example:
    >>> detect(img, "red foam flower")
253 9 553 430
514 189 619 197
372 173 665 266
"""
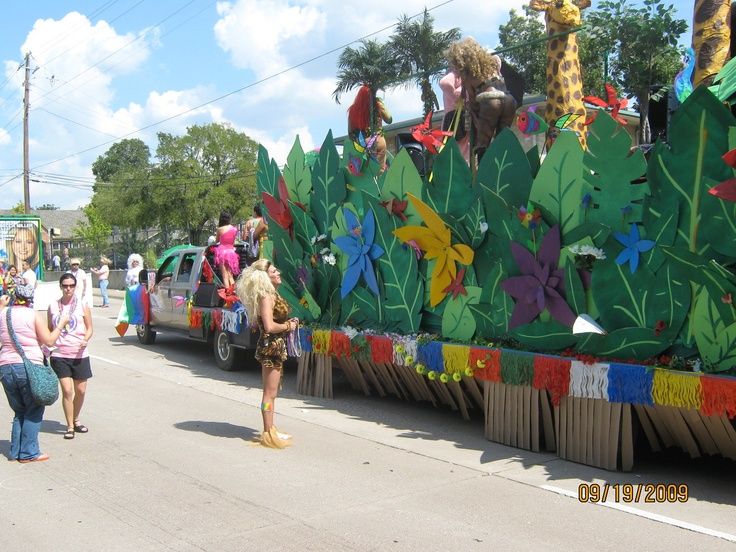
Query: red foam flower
410 111 453 154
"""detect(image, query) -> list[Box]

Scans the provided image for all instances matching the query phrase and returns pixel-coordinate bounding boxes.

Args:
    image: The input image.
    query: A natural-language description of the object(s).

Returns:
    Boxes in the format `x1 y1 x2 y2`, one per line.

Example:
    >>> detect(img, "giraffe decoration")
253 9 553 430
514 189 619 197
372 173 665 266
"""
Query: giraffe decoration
529 0 590 149
692 0 732 87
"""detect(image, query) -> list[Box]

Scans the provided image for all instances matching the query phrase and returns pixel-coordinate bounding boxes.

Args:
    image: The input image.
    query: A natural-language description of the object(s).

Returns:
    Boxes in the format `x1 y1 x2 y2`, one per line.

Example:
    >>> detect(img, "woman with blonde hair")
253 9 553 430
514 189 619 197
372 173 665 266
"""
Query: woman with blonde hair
8 223 40 278
235 259 298 448
90 256 112 308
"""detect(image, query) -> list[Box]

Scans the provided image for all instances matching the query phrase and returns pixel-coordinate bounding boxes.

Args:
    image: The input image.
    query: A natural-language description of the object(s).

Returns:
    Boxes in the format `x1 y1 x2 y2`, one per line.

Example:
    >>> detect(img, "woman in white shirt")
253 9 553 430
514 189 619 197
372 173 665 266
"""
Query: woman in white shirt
126 254 144 287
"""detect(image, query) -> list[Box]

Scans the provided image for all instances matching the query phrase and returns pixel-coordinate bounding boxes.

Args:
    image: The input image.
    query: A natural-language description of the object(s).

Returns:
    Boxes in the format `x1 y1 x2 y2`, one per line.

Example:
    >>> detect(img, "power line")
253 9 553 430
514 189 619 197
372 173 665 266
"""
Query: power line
29 0 455 173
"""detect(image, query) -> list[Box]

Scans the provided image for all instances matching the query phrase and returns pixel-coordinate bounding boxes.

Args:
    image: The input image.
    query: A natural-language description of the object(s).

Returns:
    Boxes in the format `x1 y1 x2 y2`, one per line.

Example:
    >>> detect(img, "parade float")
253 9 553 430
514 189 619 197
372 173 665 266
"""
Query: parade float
236 9 736 470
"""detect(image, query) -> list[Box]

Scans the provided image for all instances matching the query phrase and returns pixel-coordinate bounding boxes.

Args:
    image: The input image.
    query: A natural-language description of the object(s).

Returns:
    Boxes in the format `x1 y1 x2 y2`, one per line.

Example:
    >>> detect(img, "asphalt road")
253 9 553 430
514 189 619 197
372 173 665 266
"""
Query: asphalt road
1 291 735 551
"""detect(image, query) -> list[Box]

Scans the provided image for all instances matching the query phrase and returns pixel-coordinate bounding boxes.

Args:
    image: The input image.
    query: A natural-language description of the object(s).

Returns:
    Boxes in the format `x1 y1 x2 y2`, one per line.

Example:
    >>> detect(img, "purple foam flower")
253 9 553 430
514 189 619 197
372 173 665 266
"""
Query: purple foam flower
500 225 576 329
334 208 384 298
613 223 655 274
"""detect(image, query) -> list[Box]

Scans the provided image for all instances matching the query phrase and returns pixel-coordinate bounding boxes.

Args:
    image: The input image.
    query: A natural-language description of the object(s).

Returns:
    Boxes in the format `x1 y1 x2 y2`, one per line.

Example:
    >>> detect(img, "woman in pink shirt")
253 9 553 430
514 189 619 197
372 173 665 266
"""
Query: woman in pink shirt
0 284 68 462
48 272 93 440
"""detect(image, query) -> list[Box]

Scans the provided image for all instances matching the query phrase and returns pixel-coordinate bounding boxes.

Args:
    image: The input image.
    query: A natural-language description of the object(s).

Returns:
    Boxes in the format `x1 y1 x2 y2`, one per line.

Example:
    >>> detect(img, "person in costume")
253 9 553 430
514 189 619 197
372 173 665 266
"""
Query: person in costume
235 259 299 449
125 253 144 287
446 38 517 163
48 273 93 440
244 204 267 263
439 68 470 163
347 84 393 171
4 265 23 303
214 211 240 289
0 285 69 462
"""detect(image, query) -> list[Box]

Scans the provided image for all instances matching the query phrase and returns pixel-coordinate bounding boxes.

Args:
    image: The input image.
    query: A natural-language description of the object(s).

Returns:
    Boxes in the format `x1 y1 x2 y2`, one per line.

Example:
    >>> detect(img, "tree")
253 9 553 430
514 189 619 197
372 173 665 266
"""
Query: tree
388 9 461 116
10 201 24 214
153 123 259 244
73 203 111 257
92 138 151 183
497 6 547 95
333 39 399 103
586 0 687 143
35 203 59 210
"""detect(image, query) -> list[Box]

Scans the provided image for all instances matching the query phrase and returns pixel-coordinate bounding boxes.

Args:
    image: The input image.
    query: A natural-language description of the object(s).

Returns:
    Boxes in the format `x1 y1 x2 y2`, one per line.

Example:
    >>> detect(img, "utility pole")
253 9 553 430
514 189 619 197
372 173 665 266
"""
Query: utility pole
22 52 31 214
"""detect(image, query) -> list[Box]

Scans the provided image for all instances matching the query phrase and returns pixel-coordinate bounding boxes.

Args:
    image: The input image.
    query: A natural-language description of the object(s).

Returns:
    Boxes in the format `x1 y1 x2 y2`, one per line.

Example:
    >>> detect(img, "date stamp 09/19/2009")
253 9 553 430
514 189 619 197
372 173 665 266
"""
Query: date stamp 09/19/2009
578 483 689 503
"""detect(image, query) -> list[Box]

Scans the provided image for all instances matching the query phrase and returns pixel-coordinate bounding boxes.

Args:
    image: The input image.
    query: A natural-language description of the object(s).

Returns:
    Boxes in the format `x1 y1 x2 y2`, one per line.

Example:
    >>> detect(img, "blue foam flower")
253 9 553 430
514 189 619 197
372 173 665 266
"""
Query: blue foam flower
613 223 655 273
334 208 384 298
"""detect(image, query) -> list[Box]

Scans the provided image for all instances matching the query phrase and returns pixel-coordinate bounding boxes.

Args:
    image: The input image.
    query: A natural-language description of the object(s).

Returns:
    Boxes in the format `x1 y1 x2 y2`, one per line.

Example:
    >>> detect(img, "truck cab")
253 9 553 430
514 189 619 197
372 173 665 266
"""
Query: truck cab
136 245 257 370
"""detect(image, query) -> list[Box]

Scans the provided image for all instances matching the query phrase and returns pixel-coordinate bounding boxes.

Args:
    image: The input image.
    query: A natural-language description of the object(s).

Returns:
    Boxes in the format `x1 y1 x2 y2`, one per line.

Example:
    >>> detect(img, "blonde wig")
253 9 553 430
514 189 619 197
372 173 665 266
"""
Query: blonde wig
100 255 112 266
235 258 276 327
127 253 144 270
445 37 496 82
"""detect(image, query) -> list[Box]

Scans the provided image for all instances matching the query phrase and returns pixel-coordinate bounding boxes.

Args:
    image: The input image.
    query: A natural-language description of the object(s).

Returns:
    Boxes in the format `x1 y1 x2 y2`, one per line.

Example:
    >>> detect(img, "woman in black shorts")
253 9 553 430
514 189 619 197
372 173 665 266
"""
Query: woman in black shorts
48 273 93 440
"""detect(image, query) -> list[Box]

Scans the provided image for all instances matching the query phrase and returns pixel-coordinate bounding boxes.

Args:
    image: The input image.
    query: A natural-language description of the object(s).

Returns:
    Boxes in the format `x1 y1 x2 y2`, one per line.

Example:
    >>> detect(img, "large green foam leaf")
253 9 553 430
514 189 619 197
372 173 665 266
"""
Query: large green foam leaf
267 221 303 291
364 196 424 333
380 148 424 227
256 144 281 197
564 264 586 316
290 201 319 253
511 320 577 351
441 286 482 340
693 288 736 373
476 128 533 210
528 131 586 237
591 245 689 341
425 137 473 218
711 55 736 103
311 131 346 237
471 262 512 339
576 327 668 359
645 86 736 259
283 136 312 208
584 111 649 229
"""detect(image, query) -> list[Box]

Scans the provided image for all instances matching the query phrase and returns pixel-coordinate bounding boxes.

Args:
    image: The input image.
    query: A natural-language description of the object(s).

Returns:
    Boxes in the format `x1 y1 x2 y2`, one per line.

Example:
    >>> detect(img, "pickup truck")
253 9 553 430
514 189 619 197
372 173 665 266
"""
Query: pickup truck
135 245 257 371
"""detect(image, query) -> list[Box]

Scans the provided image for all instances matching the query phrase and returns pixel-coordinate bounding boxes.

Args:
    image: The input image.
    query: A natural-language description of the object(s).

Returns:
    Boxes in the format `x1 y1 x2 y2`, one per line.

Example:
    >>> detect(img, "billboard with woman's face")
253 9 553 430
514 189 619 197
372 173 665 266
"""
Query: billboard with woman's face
0 217 43 277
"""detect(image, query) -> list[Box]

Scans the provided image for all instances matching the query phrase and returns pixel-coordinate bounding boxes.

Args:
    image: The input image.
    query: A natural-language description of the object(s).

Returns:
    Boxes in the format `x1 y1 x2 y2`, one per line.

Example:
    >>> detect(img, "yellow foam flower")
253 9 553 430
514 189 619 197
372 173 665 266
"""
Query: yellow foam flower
393 193 475 306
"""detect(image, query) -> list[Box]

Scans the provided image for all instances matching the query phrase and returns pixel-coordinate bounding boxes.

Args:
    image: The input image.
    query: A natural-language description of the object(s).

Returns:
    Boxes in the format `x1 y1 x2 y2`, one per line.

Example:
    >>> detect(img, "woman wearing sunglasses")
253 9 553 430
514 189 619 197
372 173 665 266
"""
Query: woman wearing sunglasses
47 273 93 440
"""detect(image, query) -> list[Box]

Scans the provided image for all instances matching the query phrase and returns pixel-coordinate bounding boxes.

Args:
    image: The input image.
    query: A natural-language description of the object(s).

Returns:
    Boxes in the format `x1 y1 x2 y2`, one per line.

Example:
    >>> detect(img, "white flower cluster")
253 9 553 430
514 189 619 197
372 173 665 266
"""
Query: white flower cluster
322 253 336 265
310 233 327 245
479 221 489 234
568 244 606 259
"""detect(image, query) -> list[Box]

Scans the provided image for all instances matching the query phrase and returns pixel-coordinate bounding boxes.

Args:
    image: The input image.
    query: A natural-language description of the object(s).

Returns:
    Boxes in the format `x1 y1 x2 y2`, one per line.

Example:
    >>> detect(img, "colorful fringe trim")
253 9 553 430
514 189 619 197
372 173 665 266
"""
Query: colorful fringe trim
367 335 394 364
533 356 571 406
311 329 331 355
500 351 534 386
652 369 702 410
417 341 444 373
300 326 313 353
700 375 736 419
442 344 470 375
471 348 501 382
569 361 609 400
329 330 352 358
607 363 653 405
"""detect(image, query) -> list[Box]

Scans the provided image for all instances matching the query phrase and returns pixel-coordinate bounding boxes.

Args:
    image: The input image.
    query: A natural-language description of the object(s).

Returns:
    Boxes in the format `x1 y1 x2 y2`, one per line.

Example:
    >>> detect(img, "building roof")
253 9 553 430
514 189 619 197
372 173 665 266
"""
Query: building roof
0 209 88 239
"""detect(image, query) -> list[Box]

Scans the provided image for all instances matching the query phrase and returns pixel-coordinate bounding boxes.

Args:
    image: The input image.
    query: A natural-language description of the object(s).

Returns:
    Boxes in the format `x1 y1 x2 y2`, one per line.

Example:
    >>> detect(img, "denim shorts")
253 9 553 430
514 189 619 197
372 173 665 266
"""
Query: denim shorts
50 357 93 380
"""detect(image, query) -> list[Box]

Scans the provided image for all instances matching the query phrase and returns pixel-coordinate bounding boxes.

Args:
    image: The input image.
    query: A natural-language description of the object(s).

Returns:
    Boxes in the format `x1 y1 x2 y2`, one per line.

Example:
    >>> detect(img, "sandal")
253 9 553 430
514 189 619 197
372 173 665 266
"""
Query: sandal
73 423 88 433
64 429 75 439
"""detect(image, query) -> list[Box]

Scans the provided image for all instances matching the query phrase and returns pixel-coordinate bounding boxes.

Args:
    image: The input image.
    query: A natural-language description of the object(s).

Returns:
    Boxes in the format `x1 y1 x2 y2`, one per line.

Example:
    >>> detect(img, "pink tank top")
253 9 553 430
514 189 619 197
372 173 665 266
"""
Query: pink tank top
48 297 89 359
219 226 237 247
0 307 44 365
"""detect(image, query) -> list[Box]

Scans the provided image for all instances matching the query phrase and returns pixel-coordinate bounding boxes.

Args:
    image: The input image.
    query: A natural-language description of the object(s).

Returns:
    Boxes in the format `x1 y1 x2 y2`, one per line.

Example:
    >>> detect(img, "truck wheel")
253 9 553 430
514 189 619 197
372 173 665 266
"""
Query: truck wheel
136 324 156 344
214 330 243 371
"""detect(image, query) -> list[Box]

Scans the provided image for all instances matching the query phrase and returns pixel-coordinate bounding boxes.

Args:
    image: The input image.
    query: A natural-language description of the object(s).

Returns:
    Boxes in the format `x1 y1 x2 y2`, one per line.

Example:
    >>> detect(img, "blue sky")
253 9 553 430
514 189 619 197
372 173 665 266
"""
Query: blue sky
0 0 694 209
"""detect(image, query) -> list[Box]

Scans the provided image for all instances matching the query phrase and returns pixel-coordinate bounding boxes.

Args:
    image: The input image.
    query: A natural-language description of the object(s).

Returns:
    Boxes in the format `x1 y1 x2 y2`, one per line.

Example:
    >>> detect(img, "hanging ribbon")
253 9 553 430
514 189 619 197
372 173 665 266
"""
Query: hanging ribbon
288 325 302 357
607 363 653 405
470 347 501 382
221 310 242 333
700 375 736 419
500 350 535 386
569 361 609 400
533 355 571 406
350 334 370 361
189 308 203 329
211 309 223 331
652 368 702 410
442 344 470 376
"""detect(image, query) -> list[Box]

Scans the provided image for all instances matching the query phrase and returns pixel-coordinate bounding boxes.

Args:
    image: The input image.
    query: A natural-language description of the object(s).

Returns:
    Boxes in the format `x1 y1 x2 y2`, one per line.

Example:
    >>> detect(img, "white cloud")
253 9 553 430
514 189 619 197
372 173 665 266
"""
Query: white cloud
0 128 9 146
214 0 326 76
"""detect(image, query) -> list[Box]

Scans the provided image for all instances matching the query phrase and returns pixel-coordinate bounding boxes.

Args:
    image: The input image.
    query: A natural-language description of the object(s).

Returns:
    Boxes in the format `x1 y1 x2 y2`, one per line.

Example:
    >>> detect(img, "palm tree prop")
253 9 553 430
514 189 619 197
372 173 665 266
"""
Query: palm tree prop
333 39 399 104
389 9 461 116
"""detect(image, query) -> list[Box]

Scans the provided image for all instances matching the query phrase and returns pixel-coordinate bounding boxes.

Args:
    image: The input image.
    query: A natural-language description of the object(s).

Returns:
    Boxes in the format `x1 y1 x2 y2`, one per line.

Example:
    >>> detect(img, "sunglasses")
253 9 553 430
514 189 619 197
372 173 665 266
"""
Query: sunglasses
61 284 76 289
